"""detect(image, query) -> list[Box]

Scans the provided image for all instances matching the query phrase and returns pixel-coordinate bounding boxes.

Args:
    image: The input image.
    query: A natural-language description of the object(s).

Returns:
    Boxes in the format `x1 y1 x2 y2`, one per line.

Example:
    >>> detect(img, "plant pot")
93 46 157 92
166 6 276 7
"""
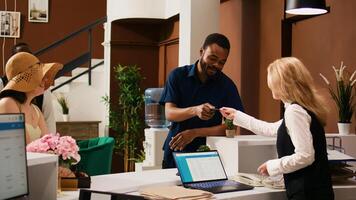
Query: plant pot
135 162 143 172
338 123 351 135
63 114 69 122
226 129 236 138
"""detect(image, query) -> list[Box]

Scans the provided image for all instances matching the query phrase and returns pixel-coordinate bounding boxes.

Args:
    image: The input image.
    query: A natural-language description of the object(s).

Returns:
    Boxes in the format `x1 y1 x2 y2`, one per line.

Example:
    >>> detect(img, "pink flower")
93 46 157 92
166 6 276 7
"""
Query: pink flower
40 133 60 150
26 133 81 165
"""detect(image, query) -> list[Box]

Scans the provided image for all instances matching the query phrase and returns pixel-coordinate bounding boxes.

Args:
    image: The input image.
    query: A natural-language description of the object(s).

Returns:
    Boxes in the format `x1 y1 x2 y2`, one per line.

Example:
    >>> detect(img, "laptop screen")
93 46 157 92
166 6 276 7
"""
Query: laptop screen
174 151 227 183
0 113 28 200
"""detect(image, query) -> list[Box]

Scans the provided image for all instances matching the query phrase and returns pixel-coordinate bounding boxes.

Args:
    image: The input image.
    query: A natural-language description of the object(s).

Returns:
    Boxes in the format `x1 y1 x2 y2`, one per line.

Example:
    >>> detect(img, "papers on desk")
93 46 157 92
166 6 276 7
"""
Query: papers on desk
232 173 284 189
328 150 356 162
139 185 213 200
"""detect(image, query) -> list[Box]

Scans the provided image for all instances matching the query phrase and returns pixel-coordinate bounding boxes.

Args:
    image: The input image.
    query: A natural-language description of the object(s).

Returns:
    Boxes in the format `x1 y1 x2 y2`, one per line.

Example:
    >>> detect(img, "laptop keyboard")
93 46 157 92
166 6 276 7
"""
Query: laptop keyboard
187 180 237 189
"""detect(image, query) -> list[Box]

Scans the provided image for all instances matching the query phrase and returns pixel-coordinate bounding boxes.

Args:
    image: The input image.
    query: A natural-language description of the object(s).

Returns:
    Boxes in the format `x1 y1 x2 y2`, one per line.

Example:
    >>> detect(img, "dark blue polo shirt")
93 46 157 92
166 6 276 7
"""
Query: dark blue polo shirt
159 62 244 168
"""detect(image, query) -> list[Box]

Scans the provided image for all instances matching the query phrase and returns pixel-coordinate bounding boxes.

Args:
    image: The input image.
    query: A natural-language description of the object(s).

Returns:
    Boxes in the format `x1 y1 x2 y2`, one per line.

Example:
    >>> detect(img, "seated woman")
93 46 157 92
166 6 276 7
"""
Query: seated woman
0 52 62 144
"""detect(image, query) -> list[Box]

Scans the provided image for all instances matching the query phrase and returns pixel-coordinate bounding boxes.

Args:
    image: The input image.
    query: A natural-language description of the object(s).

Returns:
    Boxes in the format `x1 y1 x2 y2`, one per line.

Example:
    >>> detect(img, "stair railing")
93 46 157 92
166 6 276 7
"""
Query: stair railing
32 16 107 92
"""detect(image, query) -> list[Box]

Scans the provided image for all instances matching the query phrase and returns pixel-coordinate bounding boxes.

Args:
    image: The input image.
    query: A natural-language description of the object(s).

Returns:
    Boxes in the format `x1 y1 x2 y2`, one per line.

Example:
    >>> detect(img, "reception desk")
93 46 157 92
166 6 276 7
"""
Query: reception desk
27 152 58 200
57 134 356 199
58 168 356 200
207 135 277 176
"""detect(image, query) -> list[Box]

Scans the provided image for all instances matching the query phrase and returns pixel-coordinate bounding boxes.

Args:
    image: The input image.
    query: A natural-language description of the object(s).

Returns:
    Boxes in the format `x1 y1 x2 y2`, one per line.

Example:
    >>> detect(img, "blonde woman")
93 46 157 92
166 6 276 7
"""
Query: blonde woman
220 57 334 200
0 52 62 144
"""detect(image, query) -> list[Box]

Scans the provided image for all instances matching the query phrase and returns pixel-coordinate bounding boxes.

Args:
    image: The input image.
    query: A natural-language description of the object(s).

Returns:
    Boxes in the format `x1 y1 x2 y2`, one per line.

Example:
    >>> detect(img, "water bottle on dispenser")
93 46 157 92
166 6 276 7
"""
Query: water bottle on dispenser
137 88 169 171
144 88 169 128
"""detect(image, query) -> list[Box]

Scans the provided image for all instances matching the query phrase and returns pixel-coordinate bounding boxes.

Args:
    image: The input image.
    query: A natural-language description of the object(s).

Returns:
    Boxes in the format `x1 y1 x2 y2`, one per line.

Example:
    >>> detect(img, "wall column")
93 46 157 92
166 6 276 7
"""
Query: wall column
179 0 220 66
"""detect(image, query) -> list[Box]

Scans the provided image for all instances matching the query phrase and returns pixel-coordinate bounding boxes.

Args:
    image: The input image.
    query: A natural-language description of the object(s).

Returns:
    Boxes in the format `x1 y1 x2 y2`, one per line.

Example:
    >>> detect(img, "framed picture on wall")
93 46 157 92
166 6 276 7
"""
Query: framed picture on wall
0 11 20 38
29 0 49 23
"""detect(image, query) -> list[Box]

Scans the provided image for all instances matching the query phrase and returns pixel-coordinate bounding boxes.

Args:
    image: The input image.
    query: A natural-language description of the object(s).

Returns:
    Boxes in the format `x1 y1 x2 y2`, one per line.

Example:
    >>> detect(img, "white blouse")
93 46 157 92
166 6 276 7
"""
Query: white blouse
233 103 315 176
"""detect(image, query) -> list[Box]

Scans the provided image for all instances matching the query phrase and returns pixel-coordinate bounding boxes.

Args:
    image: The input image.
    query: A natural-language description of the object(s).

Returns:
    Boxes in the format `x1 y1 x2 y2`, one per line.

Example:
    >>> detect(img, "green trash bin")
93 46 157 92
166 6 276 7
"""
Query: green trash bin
76 137 115 176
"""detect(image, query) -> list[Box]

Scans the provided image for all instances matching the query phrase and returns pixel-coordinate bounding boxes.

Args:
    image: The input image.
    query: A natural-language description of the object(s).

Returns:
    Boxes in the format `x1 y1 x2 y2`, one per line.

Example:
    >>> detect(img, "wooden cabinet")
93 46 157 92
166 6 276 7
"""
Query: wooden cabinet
56 121 100 140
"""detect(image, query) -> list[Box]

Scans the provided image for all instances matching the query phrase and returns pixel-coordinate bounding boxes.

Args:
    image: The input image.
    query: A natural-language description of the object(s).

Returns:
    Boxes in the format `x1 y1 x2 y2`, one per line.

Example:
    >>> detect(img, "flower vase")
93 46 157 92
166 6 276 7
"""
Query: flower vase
62 114 69 121
338 123 351 135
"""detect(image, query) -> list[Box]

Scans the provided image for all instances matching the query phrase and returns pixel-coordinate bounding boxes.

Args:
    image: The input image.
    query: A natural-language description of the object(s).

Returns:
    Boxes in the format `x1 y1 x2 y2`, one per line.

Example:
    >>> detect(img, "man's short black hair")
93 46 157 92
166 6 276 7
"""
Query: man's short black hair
202 33 230 51
11 42 32 55
0 90 27 104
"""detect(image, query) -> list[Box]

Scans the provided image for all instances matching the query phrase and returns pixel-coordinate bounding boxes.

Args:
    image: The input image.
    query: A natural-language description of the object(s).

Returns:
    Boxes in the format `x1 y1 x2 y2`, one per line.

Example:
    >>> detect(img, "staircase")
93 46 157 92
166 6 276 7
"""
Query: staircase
51 59 107 136
35 17 108 137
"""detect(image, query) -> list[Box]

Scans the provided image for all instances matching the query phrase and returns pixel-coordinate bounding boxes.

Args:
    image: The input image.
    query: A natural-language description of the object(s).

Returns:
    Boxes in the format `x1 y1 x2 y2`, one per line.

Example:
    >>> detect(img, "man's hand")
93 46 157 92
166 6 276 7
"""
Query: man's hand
257 162 269 176
169 129 197 151
195 103 215 120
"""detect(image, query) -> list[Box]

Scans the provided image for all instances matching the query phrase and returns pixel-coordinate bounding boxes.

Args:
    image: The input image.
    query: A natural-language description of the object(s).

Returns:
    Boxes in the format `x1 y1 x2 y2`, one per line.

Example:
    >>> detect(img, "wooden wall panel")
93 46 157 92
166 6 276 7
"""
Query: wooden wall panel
164 43 179 82
0 0 105 75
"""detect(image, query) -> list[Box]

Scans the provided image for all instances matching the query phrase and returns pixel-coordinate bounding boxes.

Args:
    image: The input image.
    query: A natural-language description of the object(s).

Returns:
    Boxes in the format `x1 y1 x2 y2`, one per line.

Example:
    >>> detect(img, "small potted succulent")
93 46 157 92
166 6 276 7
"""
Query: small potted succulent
225 118 236 138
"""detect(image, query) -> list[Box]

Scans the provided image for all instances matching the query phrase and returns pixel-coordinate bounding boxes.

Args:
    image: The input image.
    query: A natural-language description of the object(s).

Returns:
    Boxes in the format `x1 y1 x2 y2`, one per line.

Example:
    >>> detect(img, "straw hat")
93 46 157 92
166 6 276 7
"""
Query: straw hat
3 52 63 92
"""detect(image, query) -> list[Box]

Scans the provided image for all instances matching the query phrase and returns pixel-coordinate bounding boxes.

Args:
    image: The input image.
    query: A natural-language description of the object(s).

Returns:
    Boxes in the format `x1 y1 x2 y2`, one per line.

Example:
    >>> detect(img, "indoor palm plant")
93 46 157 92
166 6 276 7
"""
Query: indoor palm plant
102 64 144 172
320 62 356 134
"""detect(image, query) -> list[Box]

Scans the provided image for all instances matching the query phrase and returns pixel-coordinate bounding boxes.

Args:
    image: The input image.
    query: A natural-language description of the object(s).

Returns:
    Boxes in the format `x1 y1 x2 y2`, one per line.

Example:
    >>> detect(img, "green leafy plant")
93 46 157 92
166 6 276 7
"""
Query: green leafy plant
128 150 145 163
225 118 235 130
320 62 356 123
102 64 144 172
197 145 211 152
57 95 69 114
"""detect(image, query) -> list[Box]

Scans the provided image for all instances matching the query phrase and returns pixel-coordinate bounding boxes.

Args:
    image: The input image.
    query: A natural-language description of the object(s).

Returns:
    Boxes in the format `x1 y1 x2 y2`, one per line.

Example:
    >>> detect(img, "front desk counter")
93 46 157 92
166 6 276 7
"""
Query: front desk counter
27 152 58 200
59 168 356 200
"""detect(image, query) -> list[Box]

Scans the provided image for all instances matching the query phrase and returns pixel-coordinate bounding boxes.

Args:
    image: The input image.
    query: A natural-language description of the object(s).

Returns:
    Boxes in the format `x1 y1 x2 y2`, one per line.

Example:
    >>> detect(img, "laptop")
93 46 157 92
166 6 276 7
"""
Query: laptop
173 150 254 194
0 113 29 200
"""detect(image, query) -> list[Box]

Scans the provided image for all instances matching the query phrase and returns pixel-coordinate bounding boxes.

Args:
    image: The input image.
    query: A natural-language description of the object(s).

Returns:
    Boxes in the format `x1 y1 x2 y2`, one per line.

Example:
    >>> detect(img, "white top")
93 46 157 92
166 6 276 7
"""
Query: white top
233 103 315 176
42 90 56 133
0 80 56 133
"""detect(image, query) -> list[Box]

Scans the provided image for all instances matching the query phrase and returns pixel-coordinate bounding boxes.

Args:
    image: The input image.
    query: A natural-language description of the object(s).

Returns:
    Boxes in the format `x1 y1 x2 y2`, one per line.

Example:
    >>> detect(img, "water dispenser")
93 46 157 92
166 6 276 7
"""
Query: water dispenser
136 88 169 171
144 88 169 128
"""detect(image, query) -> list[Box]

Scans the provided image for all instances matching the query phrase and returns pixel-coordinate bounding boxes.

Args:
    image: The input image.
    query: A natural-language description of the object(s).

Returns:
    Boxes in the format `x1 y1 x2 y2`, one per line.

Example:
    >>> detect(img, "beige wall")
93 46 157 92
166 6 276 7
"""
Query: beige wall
221 0 356 133
220 0 242 90
292 0 356 132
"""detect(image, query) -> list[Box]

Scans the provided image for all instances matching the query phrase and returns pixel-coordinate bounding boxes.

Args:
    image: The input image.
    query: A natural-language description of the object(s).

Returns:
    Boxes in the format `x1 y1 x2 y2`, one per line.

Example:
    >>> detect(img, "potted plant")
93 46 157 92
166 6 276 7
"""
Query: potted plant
102 64 144 172
57 95 69 121
320 62 356 135
225 118 236 138
130 150 146 172
197 145 211 152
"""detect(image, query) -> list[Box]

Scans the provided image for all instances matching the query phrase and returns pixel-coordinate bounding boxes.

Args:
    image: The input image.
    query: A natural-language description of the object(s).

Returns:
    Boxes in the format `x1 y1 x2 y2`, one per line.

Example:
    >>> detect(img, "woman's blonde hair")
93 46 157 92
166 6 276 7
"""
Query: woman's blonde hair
267 57 328 126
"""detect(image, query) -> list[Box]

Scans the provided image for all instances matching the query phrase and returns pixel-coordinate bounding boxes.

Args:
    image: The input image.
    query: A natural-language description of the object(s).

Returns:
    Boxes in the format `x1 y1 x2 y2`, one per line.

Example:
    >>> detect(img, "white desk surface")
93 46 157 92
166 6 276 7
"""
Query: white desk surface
208 135 276 146
58 168 356 200
326 133 356 137
27 152 58 166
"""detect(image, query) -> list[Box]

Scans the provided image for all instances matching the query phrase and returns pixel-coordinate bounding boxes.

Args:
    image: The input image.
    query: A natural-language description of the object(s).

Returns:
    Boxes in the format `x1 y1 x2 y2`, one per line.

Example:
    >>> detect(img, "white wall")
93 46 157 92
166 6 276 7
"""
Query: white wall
179 0 220 65
165 0 180 18
107 0 166 22
53 63 107 136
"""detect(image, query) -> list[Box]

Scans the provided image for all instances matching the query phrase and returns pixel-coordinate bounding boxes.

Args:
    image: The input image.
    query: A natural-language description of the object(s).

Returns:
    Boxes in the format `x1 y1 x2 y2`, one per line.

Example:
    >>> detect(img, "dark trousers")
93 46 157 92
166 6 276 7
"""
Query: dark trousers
286 177 334 200
162 159 175 169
